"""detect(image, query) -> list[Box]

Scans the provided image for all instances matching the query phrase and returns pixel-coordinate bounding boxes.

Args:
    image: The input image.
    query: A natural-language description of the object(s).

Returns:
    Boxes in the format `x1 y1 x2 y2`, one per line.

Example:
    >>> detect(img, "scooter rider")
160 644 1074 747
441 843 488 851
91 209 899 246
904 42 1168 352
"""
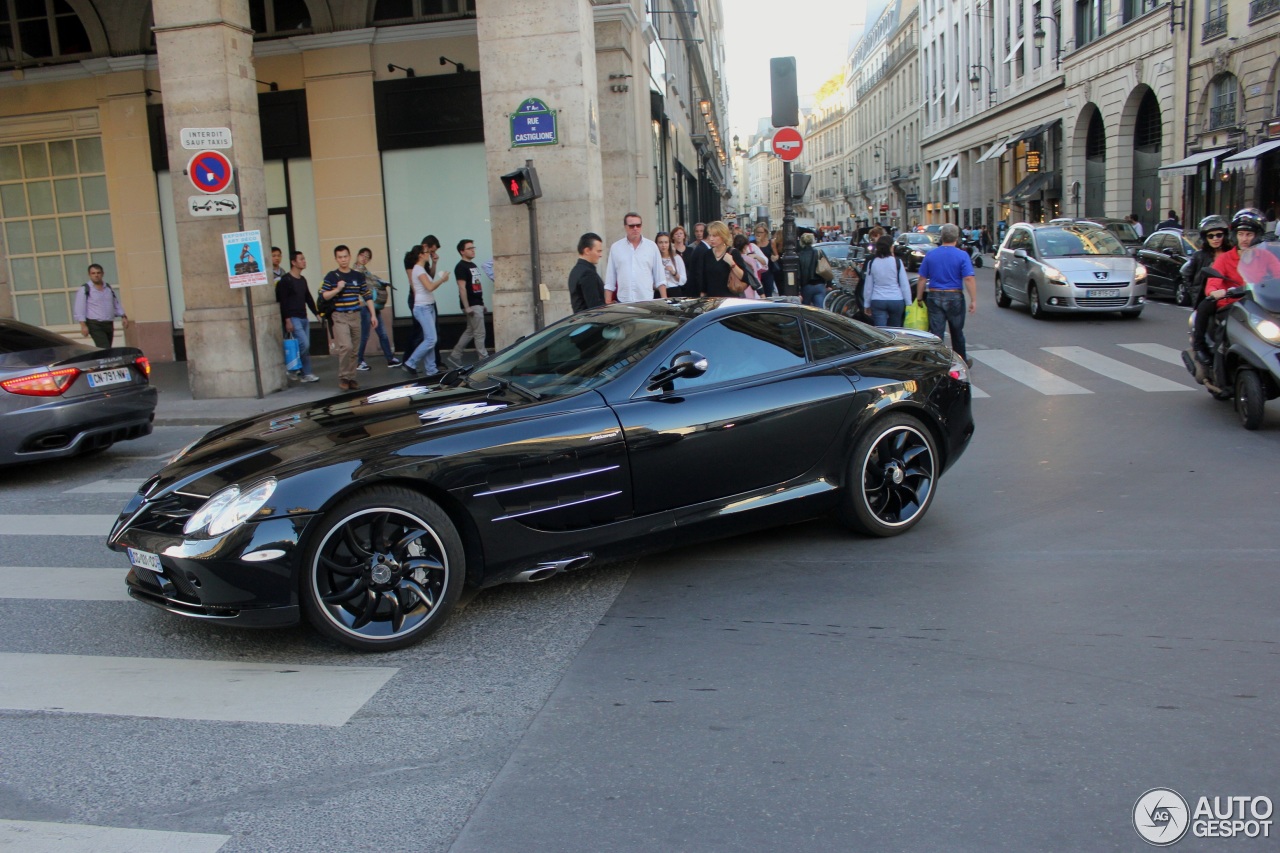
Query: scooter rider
1184 214 1231 311
1189 210 1252 364
1234 208 1280 285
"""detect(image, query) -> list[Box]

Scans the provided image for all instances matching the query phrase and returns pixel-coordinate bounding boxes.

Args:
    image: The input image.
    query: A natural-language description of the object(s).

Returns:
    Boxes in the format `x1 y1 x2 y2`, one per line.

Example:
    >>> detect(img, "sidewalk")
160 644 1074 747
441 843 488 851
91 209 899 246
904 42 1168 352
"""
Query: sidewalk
149 353 430 427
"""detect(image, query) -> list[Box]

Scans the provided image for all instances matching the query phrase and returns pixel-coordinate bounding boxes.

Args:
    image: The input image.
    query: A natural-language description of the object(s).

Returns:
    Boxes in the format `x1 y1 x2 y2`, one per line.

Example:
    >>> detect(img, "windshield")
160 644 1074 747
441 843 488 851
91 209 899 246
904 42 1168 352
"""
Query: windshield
903 234 935 246
0 321 76 354
1034 226 1127 258
467 307 682 398
1240 242 1280 312
817 243 850 260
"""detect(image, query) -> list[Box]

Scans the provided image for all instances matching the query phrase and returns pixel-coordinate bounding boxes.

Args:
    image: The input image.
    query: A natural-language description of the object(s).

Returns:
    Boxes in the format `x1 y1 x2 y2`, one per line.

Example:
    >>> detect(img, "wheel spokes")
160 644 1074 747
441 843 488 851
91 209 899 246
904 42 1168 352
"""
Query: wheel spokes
342 523 372 559
384 590 405 633
320 554 363 576
369 512 389 552
349 588 379 629
322 577 365 604
391 528 431 561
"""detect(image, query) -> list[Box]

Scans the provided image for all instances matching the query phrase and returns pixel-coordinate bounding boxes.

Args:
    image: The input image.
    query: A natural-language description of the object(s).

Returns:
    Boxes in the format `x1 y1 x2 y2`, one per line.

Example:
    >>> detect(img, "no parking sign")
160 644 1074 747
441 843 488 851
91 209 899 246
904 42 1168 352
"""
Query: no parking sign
187 150 234 194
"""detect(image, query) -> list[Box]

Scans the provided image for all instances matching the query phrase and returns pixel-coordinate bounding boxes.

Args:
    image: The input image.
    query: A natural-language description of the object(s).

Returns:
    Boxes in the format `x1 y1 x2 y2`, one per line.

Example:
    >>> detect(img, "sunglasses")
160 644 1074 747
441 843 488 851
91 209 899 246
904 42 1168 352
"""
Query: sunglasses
626 222 643 229
1206 231 1226 239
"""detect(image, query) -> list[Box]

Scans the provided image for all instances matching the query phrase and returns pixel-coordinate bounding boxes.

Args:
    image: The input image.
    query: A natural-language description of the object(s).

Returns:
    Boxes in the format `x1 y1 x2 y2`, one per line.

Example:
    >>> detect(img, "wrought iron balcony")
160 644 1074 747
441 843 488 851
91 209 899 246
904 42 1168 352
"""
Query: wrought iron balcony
1202 13 1228 41
889 167 903 182
1208 103 1237 129
1251 0 1279 20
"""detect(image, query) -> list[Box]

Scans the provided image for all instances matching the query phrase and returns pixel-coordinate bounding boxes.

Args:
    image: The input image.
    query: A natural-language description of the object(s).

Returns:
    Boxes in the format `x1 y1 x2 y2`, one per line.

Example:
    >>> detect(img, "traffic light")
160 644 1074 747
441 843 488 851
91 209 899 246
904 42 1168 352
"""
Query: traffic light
790 171 811 200
500 166 542 204
770 57 798 128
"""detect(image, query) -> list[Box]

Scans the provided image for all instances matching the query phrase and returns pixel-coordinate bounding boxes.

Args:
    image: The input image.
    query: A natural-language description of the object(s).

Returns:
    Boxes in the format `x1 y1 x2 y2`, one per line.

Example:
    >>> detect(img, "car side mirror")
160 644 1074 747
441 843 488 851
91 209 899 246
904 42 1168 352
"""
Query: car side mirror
1161 248 1175 256
1014 249 1028 259
647 350 708 392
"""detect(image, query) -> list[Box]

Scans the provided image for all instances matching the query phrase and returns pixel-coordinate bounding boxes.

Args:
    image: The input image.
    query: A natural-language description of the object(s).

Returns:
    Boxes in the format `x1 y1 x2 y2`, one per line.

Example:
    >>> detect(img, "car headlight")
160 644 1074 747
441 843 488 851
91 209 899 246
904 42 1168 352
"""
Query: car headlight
912 250 925 258
1249 316 1280 344
183 478 277 537
1042 265 1069 285
1134 264 1147 282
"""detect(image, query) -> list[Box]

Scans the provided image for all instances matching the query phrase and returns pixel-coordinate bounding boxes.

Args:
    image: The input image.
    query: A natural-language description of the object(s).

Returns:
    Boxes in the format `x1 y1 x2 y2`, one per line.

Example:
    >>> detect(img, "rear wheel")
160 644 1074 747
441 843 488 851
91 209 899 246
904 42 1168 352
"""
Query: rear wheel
1028 284 1045 319
1235 369 1265 430
994 275 1012 308
972 255 983 269
301 486 464 651
837 413 938 537
1174 276 1193 306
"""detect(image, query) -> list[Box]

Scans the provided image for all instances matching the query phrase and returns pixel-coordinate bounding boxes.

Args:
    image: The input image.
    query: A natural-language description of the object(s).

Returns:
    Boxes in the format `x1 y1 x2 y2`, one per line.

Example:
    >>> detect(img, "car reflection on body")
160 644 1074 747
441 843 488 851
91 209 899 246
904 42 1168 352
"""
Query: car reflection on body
1135 229 1200 305
894 232 940 271
0 318 157 465
108 298 974 652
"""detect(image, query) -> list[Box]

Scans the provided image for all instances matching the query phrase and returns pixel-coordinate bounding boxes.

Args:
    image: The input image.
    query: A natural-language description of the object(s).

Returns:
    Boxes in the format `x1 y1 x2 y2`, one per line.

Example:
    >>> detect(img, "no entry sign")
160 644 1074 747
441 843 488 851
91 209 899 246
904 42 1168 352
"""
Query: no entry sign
187 150 234 194
772 127 804 161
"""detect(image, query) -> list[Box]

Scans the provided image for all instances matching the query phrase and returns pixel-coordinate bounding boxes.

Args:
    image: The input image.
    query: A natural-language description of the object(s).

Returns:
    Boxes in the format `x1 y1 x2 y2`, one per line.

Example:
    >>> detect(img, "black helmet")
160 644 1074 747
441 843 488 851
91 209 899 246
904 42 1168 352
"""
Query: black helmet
1231 208 1266 235
1198 214 1229 238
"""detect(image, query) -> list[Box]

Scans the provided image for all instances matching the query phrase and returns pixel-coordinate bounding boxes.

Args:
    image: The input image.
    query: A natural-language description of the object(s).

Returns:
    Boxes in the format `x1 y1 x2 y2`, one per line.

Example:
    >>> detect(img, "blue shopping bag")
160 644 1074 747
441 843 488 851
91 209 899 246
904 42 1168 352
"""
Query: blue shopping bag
283 337 301 372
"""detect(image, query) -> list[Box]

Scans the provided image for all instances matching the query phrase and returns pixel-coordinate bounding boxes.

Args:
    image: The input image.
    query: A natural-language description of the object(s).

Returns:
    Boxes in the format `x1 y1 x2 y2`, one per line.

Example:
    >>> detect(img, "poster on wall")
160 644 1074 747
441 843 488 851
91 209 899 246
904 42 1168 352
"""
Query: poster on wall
222 230 268 289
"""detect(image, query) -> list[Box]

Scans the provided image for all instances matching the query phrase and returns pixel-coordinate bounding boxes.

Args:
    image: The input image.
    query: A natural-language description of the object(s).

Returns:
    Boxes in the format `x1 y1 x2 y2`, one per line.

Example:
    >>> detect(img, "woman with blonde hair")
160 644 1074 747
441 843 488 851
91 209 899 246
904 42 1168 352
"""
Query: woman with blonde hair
699 220 747 297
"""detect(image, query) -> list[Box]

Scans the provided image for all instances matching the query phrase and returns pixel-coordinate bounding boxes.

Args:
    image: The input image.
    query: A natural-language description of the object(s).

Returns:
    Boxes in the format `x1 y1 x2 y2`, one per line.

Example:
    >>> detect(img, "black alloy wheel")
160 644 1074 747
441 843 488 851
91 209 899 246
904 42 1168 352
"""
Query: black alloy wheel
1235 369 1265 430
995 275 1012 308
837 413 937 537
1175 276 1193 307
1028 283 1045 319
302 486 464 651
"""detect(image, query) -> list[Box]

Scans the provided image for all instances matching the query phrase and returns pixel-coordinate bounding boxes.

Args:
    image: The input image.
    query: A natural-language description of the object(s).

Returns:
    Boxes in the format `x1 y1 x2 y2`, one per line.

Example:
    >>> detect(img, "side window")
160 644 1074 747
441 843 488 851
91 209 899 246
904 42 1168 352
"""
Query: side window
671 313 806 391
806 321 858 361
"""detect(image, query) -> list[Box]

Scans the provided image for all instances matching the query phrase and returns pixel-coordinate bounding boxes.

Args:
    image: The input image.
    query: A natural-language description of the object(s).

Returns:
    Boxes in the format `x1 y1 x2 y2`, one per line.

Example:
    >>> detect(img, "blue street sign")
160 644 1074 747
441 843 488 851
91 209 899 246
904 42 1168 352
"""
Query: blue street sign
510 98 558 148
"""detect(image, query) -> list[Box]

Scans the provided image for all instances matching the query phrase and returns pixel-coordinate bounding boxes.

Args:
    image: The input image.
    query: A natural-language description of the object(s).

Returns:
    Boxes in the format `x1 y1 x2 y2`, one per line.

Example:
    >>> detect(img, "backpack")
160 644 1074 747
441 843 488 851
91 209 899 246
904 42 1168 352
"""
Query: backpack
82 282 116 299
315 285 336 321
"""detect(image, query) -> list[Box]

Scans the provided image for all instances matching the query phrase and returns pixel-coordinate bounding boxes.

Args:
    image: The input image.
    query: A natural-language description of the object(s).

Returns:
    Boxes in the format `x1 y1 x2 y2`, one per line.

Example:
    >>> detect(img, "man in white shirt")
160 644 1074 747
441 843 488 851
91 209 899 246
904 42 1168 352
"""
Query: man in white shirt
604 212 665 303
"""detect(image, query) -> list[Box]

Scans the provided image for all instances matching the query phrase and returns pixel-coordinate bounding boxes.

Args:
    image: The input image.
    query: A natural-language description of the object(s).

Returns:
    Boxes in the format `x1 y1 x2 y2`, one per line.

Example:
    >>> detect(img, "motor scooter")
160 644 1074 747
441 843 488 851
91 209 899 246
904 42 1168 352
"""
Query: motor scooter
960 238 984 269
1180 244 1280 429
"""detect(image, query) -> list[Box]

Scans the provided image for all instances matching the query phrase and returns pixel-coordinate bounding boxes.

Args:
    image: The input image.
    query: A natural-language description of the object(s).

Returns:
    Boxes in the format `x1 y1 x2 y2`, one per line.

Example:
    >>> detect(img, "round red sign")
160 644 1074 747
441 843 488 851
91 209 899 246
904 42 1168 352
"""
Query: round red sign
187 150 234 194
771 127 804 162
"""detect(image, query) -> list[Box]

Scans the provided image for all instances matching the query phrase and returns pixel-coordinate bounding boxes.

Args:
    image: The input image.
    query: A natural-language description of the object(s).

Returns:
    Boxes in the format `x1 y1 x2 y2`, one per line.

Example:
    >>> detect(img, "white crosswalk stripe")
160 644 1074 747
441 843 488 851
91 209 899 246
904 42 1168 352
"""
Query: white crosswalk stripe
1118 342 1187 366
64 479 146 495
970 349 1093 395
1042 346 1195 391
0 515 117 536
0 819 229 852
0 567 129 600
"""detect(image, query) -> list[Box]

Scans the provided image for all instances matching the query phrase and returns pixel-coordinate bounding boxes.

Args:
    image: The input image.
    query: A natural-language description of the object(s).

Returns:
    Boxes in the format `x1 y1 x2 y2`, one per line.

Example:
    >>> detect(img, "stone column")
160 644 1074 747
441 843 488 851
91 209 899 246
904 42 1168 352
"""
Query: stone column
476 0 606 348
153 0 283 398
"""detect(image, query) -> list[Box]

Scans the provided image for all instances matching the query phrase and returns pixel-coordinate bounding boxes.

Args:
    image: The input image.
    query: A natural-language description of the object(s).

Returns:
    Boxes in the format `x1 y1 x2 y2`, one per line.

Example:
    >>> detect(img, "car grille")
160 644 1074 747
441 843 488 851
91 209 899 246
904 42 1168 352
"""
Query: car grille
1076 296 1129 308
130 491 205 535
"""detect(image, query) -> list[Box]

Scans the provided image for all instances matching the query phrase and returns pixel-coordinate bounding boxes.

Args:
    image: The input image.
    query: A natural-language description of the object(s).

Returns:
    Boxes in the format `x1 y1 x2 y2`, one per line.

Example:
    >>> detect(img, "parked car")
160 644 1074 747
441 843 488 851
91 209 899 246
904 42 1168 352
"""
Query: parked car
1135 229 1200 305
0 318 156 466
108 299 974 651
994 223 1148 319
1071 217 1143 254
894 232 940 271
815 241 863 271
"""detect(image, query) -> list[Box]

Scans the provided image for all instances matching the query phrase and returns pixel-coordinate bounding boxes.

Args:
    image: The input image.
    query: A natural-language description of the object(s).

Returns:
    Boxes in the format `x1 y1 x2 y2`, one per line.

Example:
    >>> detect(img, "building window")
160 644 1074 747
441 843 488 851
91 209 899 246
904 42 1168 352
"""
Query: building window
1202 0 1228 40
1252 0 1280 22
0 136 115 328
1075 0 1105 48
1122 0 1164 23
248 0 313 38
372 0 476 24
1207 73 1238 129
0 0 92 69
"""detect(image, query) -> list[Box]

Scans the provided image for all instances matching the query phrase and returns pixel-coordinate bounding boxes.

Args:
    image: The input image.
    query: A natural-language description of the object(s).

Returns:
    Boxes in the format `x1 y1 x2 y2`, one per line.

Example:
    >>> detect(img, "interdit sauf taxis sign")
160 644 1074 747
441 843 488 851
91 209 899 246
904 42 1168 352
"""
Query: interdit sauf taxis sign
1133 788 1272 846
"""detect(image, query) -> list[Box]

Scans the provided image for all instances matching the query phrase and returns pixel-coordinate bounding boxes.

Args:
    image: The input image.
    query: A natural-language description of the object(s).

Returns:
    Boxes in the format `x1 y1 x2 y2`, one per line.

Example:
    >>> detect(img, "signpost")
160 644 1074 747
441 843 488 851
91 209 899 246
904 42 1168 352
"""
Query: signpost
771 127 803 161
768 56 803 298
509 99 558 148
187 150 234 194
180 127 233 149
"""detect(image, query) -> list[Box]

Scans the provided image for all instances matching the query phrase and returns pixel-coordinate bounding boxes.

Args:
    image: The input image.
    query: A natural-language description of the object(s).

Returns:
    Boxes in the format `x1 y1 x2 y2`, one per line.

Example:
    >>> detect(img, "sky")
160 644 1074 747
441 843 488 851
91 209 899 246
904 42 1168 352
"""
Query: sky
720 0 870 144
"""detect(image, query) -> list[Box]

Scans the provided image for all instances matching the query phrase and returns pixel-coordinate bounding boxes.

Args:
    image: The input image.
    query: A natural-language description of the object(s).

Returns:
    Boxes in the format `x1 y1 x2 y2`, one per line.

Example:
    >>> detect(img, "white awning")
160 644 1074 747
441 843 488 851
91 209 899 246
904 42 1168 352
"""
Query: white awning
1220 139 1280 173
977 136 1012 163
1158 147 1234 178
933 155 959 182
929 156 955 182
1004 39 1024 65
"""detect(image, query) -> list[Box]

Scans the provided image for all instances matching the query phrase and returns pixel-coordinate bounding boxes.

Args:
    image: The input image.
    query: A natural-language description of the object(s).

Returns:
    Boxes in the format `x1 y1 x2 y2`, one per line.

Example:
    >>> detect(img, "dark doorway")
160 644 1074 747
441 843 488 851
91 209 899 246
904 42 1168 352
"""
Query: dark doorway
1084 109 1106 217
1131 90 1162 234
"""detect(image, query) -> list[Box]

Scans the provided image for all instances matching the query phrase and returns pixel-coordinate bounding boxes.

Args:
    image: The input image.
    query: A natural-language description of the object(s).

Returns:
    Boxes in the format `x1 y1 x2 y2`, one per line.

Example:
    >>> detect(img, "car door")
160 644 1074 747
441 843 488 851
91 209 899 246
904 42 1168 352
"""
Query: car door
610 312 856 516
1002 228 1032 298
1138 234 1174 294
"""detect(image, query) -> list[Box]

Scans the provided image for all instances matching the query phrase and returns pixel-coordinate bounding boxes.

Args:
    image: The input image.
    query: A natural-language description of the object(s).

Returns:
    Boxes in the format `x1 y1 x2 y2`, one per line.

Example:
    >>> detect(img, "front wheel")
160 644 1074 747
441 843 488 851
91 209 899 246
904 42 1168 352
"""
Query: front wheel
1028 284 1045 319
972 255 983 269
1236 369 1265 430
1175 277 1193 307
995 276 1012 308
301 486 465 651
836 413 938 537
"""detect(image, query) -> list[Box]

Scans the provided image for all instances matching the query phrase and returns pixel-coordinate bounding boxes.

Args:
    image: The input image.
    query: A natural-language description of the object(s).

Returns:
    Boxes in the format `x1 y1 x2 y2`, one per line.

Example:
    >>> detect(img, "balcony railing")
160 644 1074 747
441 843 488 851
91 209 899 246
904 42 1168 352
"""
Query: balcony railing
854 38 917 100
1202 13 1228 41
1208 103 1237 129
1251 0 1280 20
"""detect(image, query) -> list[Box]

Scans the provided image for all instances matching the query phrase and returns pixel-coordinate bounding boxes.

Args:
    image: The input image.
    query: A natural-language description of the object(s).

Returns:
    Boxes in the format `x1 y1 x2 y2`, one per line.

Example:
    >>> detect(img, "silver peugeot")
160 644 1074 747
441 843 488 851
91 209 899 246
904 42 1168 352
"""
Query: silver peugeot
994 223 1148 319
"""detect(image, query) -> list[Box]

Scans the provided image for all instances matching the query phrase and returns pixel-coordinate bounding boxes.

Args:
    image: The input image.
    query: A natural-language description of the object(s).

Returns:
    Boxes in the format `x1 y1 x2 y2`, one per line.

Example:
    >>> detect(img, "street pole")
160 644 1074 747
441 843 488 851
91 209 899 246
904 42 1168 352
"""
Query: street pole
781 160 798 296
526 159 544 331
231 172 264 399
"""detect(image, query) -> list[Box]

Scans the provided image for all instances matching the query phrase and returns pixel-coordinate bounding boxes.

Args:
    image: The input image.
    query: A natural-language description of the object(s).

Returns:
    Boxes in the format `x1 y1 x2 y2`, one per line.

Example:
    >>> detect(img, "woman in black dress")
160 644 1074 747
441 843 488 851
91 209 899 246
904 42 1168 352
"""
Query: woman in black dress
700 220 747 297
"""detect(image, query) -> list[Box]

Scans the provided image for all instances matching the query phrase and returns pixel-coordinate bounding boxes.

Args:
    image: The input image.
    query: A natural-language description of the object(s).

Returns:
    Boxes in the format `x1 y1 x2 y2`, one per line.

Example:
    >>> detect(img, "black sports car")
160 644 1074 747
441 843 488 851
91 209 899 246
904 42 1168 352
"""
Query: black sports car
108 299 974 651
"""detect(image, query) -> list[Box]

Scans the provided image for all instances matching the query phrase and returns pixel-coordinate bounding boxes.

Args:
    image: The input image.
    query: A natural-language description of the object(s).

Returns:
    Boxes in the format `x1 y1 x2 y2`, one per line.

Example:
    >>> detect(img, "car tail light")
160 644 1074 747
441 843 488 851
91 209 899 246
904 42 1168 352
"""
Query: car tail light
134 356 151 377
1 366 82 397
948 354 969 383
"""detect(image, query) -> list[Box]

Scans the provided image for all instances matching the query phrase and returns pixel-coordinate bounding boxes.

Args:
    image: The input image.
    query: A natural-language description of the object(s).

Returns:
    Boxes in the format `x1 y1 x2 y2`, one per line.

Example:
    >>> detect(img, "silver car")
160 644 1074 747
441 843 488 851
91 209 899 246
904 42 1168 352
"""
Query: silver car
994 223 1148 319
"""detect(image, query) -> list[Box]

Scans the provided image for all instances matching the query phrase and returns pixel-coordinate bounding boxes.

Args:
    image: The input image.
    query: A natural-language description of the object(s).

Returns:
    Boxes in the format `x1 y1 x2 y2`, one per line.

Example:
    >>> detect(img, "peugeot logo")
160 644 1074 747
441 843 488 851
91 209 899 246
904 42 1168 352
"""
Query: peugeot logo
1093 271 1108 280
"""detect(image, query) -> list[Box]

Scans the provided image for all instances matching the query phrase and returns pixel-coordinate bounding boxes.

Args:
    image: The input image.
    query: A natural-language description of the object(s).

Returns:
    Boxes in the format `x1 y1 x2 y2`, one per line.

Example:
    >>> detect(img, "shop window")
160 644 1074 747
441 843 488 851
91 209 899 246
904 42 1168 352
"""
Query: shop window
249 0 312 39
0 0 92 68
0 136 114 328
372 0 476 24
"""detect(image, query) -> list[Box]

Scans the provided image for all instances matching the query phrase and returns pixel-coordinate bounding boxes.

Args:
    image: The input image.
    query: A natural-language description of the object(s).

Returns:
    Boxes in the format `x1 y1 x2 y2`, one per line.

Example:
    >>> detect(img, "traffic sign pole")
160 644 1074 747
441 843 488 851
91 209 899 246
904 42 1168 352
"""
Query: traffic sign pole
770 127 804 298
230 170 263 399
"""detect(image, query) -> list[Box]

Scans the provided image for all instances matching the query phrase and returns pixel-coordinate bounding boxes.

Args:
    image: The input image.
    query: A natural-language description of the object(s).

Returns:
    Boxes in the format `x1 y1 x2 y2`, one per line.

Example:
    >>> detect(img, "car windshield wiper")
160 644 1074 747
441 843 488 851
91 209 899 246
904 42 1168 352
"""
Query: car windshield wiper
468 374 542 402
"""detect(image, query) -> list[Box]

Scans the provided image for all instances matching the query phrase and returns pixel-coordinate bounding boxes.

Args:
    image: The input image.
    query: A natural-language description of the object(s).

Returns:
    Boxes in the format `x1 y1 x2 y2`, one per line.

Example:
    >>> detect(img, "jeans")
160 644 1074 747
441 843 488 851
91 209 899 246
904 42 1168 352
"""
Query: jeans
285 316 312 375
925 291 967 359
870 299 906 328
358 305 395 362
801 283 827 307
407 303 438 373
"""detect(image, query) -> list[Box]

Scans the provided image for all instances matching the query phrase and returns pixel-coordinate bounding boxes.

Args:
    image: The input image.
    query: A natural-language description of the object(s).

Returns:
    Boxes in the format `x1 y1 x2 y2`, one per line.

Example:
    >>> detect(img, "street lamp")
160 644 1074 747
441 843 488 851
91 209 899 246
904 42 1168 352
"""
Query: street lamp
969 64 996 105
1032 16 1061 70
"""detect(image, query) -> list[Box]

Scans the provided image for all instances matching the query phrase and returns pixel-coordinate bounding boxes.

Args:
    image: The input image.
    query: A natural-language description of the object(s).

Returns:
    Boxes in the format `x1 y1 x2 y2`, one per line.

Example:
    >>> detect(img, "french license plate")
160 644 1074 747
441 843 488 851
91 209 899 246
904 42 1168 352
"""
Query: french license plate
1087 288 1119 298
88 368 131 388
127 547 162 573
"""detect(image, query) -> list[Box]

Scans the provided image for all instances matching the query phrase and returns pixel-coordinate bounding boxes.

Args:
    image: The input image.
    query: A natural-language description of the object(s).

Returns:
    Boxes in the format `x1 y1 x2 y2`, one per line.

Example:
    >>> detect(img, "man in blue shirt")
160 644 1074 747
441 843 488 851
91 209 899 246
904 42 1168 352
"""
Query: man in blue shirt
322 245 378 391
915 223 977 366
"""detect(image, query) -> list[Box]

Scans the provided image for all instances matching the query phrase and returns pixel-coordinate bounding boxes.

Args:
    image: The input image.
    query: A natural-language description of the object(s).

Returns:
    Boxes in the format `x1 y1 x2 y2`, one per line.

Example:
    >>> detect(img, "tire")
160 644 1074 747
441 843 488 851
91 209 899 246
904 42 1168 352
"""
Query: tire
994 275 1012 308
1028 283 1045 319
1174 277 1193 307
301 486 465 652
1120 309 1143 319
973 255 983 269
1235 369 1265 430
837 413 938 537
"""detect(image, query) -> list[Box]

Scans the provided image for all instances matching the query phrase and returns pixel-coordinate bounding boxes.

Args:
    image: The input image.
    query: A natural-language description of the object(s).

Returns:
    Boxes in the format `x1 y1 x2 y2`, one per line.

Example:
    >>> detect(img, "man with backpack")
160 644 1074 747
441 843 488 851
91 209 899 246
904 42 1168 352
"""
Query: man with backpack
73 264 128 348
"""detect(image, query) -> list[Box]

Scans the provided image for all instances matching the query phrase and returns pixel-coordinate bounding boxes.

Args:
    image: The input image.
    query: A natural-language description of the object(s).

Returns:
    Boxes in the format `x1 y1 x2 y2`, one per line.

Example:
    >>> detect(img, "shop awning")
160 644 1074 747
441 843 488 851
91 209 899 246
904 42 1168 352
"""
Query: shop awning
977 136 1012 163
1009 123 1047 146
1001 172 1055 203
1220 139 1280 173
1158 147 1234 177
932 155 959 182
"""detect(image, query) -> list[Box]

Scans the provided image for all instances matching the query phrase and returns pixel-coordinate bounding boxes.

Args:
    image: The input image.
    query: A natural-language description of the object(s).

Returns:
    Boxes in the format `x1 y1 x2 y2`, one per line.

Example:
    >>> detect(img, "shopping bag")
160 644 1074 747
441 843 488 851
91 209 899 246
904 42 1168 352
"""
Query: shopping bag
904 300 929 331
283 337 302 372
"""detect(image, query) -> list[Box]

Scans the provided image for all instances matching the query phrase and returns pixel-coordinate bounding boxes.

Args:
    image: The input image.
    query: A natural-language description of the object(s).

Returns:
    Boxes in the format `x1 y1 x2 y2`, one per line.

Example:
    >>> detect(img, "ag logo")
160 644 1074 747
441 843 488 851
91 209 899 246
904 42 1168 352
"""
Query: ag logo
1134 788 1190 846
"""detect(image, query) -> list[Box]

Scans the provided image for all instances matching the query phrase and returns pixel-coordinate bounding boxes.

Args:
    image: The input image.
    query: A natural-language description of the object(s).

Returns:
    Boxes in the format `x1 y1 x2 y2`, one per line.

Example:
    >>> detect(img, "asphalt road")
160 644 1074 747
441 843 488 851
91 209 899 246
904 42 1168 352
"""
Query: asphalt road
1 272 1277 852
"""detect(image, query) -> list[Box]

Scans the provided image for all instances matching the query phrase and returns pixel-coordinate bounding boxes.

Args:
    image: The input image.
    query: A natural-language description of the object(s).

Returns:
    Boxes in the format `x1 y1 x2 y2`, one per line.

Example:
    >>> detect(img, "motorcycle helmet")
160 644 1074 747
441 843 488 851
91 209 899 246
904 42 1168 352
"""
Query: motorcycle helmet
1198 214 1229 238
1230 208 1266 235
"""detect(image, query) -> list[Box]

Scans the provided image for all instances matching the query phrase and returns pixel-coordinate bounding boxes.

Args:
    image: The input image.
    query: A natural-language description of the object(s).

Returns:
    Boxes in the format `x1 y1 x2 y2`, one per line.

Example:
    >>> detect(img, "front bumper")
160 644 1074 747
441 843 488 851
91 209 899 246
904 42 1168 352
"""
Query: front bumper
1037 279 1147 313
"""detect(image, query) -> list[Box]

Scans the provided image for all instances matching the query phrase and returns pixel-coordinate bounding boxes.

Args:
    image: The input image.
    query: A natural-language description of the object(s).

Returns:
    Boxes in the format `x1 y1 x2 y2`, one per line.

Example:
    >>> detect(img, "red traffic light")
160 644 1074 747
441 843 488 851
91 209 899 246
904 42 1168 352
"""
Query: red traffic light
500 166 542 205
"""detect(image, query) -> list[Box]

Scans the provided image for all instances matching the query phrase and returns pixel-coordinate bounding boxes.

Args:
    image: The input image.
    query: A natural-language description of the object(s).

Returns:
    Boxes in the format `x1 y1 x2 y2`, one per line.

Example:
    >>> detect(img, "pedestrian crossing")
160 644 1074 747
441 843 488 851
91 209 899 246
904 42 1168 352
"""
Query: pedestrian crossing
967 342 1195 398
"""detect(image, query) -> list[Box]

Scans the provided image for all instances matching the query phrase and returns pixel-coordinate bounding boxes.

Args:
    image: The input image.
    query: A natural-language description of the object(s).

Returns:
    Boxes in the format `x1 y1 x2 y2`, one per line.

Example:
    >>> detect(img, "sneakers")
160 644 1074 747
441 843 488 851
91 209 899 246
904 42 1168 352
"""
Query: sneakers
302 373 320 383
356 361 370 371
445 353 463 369
387 357 403 367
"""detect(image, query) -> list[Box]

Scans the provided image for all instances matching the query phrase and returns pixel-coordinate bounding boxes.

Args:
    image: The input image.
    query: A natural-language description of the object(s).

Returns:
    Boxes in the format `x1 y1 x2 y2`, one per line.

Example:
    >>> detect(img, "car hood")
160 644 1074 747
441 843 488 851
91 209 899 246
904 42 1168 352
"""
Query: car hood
149 379 569 498
1040 256 1135 276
